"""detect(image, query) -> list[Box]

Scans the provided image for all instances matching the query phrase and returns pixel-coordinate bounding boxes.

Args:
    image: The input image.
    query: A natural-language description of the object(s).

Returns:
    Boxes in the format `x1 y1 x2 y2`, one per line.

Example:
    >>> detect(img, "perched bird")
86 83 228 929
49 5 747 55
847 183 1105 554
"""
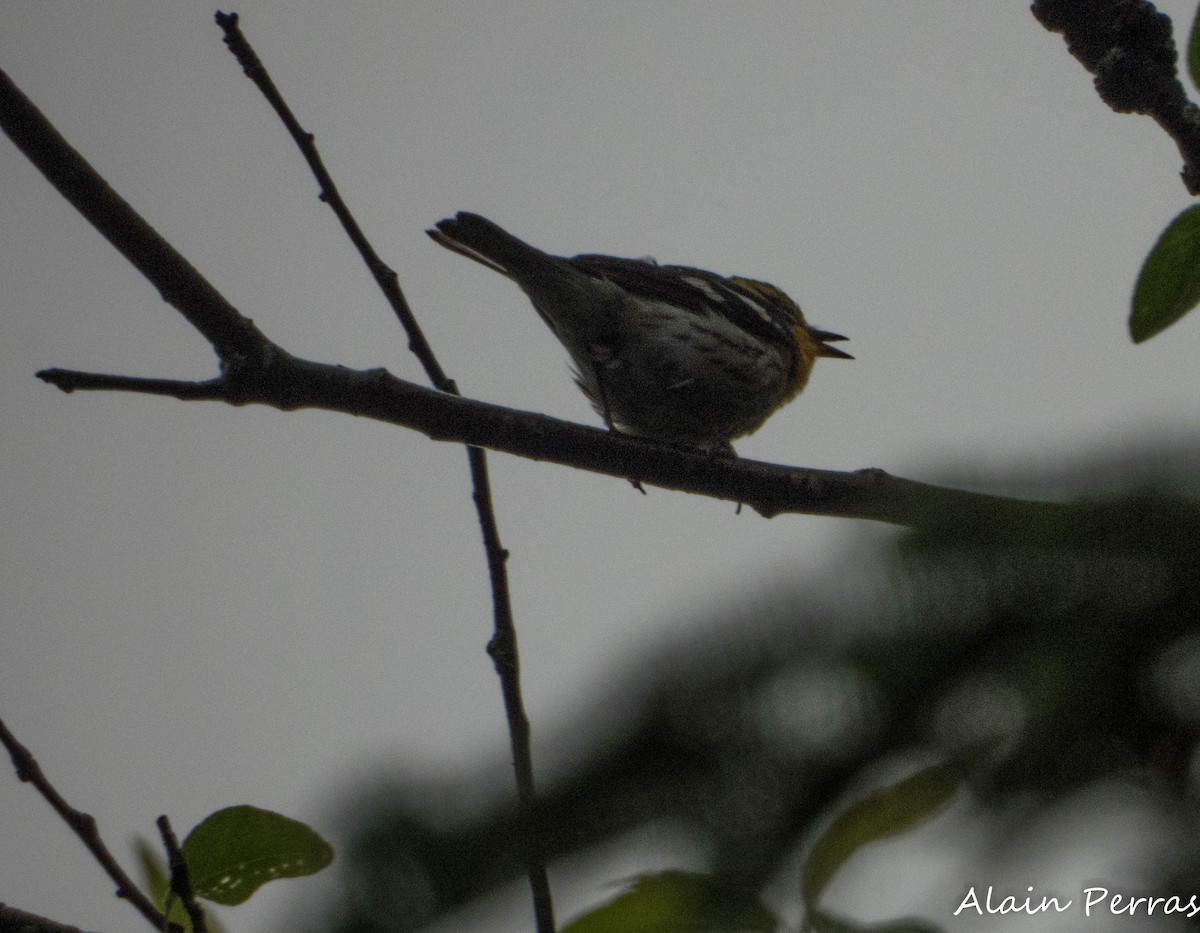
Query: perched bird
428 212 851 453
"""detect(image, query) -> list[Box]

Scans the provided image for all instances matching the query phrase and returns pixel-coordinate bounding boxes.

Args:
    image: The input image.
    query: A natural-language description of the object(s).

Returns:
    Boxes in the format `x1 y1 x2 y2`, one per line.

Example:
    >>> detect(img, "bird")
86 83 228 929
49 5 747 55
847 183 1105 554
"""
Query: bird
427 212 851 453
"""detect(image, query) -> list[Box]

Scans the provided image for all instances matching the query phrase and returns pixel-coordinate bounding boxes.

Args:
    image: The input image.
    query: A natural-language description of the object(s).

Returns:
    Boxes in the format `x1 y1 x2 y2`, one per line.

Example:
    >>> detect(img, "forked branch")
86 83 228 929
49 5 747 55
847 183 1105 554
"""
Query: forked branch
0 64 1065 528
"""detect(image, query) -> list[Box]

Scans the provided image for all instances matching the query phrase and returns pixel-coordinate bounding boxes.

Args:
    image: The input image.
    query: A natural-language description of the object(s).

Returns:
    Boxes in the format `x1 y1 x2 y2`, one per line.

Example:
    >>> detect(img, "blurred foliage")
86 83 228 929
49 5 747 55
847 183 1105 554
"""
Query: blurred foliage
293 444 1200 932
799 751 977 911
560 872 777 933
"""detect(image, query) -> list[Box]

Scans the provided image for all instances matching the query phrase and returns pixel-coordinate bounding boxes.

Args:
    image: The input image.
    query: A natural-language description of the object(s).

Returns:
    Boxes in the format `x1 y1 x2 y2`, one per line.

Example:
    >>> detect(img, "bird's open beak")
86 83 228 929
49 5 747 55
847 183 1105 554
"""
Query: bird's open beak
809 327 854 360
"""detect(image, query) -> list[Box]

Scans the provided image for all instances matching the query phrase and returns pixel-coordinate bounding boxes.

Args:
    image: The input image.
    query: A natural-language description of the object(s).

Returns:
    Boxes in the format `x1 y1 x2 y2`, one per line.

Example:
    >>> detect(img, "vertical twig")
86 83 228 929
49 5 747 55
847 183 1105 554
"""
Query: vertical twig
213 12 555 930
156 815 208 933
472 447 555 929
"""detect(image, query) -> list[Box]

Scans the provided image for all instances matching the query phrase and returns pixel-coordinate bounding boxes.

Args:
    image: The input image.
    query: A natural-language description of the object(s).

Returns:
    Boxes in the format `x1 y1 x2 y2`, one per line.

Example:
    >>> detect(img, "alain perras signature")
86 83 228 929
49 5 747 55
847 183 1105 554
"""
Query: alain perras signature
954 885 1200 919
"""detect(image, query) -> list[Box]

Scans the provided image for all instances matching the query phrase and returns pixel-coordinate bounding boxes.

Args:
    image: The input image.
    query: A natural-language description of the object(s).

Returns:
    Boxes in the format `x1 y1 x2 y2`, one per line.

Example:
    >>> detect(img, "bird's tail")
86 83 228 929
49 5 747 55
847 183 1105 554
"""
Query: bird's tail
427 213 564 283
427 212 621 371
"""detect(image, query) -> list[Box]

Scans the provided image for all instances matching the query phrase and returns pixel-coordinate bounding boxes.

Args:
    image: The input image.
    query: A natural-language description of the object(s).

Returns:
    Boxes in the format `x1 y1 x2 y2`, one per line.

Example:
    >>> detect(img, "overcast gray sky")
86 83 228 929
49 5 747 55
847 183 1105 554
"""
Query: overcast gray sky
3 3 1200 932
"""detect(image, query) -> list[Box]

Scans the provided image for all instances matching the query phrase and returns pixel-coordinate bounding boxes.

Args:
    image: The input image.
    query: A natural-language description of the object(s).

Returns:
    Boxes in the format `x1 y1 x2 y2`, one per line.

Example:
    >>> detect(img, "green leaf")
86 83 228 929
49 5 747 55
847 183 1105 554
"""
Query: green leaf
562 871 777 933
1189 3 1200 91
181 805 334 906
1130 204 1200 342
133 835 171 908
801 757 968 908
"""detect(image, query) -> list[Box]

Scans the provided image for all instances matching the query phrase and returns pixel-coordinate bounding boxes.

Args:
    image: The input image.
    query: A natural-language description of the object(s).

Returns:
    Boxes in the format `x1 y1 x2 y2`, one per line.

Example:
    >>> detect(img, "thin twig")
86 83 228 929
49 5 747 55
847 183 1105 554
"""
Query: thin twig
156 816 208 933
213 12 555 930
471 447 555 926
213 12 452 392
0 718 177 933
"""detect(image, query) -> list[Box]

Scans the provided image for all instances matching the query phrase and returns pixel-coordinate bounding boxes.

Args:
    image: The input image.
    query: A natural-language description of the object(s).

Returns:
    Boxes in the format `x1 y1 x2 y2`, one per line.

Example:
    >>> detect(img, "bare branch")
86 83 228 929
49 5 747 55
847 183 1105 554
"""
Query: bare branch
36 356 1060 526
1033 0 1200 193
0 718 176 933
34 371 227 400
